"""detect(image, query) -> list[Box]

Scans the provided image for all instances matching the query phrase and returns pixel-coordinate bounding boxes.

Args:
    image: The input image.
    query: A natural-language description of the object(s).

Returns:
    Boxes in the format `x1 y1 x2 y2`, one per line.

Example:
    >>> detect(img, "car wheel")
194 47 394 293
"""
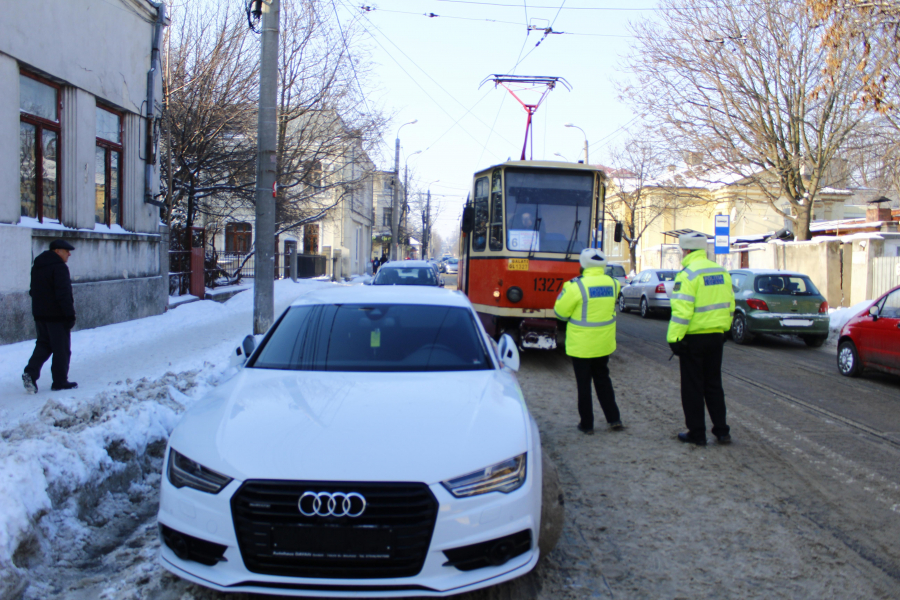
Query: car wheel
640 297 651 318
837 340 861 377
731 313 753 344
539 452 564 560
618 294 629 313
801 334 827 348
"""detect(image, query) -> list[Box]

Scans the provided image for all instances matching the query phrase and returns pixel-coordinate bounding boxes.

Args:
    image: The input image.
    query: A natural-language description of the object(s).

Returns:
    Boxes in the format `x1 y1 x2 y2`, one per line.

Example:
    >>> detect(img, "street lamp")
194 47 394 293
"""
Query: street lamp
553 152 570 162
564 123 589 165
392 119 417 261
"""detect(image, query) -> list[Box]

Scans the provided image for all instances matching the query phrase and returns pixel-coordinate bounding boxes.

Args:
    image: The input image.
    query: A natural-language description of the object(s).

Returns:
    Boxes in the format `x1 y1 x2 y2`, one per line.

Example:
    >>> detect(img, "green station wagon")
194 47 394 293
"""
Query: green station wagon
729 269 830 347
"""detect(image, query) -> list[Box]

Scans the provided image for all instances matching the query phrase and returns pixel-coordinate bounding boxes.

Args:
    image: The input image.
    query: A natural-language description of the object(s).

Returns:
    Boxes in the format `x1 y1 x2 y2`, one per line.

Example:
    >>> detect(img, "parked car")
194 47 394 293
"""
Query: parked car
604 262 630 286
372 260 444 287
837 284 900 377
157 286 547 596
444 257 459 275
618 269 678 318
729 269 829 347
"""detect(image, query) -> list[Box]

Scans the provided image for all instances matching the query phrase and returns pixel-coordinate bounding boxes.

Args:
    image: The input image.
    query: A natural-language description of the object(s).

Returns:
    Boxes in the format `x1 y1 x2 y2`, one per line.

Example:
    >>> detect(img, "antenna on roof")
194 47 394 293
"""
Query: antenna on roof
479 75 571 161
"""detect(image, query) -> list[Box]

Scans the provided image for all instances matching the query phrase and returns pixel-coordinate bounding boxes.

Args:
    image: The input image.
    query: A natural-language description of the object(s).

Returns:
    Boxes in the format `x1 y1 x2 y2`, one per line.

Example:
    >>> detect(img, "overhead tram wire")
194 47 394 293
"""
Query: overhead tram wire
330 0 373 116
339 0 508 161
345 1 519 150
431 0 710 10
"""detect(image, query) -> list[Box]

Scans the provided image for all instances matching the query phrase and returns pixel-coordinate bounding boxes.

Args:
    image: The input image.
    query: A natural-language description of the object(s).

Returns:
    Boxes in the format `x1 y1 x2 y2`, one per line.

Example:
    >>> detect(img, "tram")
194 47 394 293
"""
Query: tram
458 160 610 350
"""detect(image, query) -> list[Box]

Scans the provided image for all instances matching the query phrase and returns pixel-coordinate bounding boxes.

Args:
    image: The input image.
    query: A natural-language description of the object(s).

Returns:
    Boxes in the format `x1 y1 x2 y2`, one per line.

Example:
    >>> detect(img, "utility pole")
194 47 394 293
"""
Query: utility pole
424 188 431 259
253 0 279 334
391 138 400 262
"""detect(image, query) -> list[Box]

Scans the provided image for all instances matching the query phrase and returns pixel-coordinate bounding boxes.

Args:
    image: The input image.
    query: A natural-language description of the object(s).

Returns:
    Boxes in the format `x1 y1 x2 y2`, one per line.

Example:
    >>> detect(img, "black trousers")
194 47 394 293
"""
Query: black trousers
678 333 730 440
572 355 620 429
25 320 72 386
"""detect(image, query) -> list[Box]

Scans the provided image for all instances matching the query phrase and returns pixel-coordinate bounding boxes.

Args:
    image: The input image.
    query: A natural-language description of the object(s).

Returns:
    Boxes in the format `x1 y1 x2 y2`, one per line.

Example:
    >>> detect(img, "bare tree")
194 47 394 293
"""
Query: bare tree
604 136 676 272
161 2 258 230
273 0 387 238
809 0 900 120
624 0 866 240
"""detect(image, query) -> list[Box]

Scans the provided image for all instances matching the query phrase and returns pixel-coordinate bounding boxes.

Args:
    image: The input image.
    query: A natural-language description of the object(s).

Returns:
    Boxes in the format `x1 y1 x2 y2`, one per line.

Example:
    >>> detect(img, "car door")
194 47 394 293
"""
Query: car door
870 289 900 370
627 272 647 306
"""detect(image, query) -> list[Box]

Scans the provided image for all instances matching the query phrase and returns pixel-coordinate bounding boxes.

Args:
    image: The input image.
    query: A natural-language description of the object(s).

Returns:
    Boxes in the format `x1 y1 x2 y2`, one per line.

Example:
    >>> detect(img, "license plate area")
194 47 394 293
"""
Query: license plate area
272 525 393 560
781 319 812 327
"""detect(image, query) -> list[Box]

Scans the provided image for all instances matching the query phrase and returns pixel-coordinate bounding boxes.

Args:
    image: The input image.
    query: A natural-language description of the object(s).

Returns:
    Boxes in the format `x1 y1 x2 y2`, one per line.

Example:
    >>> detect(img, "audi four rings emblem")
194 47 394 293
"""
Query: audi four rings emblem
298 491 367 518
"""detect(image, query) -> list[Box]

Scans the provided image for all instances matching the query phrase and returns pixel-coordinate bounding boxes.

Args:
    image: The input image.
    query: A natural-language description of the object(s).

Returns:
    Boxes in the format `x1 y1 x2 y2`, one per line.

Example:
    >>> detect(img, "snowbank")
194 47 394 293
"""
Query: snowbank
829 300 872 334
0 278 340 596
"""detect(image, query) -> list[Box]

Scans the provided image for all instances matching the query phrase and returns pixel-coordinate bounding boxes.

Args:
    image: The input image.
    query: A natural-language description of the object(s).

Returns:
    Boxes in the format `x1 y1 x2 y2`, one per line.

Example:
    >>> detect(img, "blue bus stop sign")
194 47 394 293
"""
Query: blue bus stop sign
714 215 730 255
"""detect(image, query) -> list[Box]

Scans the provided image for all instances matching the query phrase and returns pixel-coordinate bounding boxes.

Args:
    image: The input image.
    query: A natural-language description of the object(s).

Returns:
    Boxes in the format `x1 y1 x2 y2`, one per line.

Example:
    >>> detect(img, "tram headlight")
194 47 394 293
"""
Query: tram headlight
506 286 524 303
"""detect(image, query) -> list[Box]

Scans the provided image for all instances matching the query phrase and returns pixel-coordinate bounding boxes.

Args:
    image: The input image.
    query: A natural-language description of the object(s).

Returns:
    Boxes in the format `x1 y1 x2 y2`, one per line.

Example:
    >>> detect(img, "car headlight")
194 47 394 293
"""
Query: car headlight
441 454 526 498
167 449 233 494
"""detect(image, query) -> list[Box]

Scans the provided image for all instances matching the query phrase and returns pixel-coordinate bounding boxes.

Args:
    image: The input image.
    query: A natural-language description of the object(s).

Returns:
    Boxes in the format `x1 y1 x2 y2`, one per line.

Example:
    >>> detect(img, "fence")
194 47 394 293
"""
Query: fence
211 252 326 281
872 256 900 299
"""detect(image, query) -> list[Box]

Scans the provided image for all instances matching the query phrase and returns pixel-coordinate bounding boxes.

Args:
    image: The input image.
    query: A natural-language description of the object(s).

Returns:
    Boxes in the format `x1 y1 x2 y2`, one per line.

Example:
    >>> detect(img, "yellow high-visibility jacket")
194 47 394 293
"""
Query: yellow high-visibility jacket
553 266 620 358
666 250 735 343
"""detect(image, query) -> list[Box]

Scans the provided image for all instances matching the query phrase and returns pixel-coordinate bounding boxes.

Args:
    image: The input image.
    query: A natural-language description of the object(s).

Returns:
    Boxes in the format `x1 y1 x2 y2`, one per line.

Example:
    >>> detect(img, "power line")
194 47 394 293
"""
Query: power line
432 0 665 10
329 0 373 116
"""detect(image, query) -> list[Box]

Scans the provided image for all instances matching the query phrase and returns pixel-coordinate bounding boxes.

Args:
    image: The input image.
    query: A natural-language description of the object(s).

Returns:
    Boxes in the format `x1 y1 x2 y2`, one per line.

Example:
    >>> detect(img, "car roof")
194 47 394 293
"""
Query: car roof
730 268 809 278
379 260 433 269
290 285 471 308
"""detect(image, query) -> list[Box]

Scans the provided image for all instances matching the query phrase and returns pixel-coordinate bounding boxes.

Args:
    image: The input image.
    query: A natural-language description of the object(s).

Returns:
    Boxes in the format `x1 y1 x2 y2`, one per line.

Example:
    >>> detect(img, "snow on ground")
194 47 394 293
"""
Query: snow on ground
828 300 873 334
0 278 343 598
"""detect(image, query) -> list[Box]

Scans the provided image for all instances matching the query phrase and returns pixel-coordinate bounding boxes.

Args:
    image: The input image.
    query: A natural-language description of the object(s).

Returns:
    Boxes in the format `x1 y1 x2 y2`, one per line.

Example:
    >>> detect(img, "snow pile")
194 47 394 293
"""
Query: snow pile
0 278 339 597
829 301 872 334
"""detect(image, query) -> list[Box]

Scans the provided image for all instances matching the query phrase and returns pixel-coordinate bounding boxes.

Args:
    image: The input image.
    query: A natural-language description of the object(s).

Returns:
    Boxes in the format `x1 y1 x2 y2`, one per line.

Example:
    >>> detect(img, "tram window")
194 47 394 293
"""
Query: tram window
505 169 593 254
473 176 489 252
489 170 503 251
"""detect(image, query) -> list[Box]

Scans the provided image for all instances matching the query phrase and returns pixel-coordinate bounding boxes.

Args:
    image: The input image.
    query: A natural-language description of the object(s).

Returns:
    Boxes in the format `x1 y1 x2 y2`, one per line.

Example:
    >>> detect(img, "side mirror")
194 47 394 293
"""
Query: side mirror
497 334 520 372
869 305 879 320
439 278 445 287
614 222 623 243
461 205 475 234
242 334 257 357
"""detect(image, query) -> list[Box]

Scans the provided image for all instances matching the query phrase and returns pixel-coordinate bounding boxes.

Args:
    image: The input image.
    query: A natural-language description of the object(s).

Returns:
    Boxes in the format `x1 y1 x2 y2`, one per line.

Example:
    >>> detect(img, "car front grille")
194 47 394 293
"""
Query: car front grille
231 480 438 579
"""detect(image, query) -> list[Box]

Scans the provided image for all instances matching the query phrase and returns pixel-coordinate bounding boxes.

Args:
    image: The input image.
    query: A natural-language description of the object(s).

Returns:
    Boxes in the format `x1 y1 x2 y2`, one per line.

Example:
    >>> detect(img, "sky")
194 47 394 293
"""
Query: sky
331 0 659 242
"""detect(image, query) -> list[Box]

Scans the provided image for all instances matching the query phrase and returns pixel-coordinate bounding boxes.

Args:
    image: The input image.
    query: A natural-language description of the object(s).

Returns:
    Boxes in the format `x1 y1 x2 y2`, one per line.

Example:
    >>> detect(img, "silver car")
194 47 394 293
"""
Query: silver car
618 269 678 318
444 258 459 275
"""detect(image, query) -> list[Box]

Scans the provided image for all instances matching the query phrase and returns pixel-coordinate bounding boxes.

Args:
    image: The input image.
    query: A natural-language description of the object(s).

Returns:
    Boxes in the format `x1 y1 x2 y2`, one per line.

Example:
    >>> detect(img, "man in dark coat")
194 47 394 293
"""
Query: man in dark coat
23 239 78 393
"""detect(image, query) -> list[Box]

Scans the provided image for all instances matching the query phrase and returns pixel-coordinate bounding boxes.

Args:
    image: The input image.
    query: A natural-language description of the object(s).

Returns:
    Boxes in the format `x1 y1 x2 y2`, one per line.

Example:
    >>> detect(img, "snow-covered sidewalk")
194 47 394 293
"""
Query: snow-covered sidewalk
0 278 342 598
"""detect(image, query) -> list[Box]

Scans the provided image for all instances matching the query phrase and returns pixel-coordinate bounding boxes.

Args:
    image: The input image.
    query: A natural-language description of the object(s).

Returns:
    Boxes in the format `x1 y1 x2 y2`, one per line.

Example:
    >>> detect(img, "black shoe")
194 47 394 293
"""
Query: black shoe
577 423 594 435
716 434 732 444
51 381 78 391
677 432 707 446
22 373 37 394
608 421 624 431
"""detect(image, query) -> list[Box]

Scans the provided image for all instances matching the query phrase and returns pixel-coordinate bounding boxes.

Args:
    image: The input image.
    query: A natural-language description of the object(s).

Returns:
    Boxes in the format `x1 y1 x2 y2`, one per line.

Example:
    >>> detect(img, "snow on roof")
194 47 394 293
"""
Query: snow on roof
810 218 882 231
647 163 758 190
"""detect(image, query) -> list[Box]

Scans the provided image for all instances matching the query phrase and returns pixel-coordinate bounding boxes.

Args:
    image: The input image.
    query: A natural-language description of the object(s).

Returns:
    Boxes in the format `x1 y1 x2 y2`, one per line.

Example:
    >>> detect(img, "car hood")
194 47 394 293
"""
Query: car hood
169 368 529 485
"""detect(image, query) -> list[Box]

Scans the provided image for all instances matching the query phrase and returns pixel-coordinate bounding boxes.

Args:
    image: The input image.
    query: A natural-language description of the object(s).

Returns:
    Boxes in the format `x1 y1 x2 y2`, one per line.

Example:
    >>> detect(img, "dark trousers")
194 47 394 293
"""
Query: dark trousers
678 333 730 440
25 320 71 386
572 355 620 429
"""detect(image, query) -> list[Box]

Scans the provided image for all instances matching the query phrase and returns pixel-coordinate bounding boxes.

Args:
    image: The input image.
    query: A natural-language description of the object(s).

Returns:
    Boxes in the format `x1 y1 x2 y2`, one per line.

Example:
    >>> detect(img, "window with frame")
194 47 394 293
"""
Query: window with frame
383 207 392 227
472 176 489 252
95 105 123 226
226 222 252 253
20 72 61 222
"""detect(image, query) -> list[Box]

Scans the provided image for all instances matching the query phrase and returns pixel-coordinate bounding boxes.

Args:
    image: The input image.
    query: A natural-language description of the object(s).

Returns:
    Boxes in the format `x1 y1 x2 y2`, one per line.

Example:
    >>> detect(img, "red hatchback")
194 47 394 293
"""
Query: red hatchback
837 285 900 377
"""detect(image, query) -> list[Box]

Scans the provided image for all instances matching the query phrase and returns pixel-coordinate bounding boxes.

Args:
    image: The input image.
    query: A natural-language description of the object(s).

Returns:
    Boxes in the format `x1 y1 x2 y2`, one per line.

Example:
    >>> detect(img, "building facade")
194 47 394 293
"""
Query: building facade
0 0 168 345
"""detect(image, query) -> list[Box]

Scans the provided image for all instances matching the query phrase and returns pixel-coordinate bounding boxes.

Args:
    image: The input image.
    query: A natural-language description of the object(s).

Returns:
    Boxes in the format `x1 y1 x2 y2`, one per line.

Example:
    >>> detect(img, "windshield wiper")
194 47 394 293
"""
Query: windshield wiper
527 212 542 259
565 203 582 260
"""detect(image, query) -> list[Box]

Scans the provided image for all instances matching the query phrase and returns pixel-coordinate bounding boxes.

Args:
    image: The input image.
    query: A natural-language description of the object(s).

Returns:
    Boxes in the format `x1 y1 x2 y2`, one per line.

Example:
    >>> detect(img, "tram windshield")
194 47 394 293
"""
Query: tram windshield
505 168 593 254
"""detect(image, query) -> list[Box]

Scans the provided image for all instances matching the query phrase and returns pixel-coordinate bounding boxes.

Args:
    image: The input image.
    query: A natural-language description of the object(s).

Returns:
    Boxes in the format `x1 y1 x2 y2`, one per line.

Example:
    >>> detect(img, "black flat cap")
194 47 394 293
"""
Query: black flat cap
49 239 75 251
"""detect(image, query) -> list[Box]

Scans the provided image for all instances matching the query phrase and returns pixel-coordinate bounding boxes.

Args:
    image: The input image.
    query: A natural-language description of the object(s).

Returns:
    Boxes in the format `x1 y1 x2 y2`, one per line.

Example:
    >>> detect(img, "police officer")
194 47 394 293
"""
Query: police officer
667 232 734 445
554 248 623 434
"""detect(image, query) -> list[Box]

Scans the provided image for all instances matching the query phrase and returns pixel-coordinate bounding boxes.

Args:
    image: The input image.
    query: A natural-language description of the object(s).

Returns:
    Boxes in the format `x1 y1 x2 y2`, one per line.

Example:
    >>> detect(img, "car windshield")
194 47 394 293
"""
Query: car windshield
754 275 819 296
657 271 676 281
447 258 458 265
505 168 593 254
373 267 438 286
251 304 492 372
605 265 626 278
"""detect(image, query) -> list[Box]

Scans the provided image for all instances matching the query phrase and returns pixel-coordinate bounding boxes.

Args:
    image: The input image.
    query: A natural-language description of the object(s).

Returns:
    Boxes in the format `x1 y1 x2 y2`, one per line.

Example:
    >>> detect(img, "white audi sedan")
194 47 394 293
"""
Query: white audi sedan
157 285 546 597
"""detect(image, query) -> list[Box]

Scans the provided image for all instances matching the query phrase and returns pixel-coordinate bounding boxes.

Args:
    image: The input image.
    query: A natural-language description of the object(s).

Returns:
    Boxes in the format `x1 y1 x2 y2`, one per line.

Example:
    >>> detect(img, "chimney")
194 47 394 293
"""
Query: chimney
866 197 893 223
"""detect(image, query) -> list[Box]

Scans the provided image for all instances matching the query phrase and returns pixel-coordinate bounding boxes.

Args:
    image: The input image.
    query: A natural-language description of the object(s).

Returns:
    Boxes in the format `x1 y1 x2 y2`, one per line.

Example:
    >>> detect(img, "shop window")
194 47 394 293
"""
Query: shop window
95 105 123 226
20 72 61 222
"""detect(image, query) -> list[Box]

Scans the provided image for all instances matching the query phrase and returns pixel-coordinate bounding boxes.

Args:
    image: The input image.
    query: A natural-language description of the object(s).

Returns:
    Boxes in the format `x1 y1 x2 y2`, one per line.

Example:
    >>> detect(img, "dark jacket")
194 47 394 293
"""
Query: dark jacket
30 250 76 322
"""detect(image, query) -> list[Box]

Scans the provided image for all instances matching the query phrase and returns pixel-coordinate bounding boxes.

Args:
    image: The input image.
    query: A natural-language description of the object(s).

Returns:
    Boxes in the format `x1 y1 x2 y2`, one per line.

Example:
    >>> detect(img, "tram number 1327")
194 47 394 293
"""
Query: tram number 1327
534 277 565 293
